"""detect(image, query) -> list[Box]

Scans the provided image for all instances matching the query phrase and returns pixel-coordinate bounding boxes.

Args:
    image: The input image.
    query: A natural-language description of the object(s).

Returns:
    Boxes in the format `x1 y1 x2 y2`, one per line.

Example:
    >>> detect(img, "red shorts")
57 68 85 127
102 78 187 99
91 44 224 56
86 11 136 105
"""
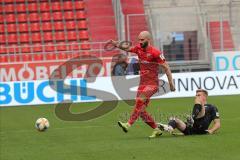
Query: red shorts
136 85 158 99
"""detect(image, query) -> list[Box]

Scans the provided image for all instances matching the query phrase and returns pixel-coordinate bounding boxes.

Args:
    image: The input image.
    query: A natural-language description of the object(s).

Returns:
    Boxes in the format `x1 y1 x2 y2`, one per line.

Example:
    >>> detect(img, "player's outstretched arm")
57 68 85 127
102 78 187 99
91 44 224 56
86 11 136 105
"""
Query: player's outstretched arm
108 39 132 52
160 62 175 91
207 118 221 134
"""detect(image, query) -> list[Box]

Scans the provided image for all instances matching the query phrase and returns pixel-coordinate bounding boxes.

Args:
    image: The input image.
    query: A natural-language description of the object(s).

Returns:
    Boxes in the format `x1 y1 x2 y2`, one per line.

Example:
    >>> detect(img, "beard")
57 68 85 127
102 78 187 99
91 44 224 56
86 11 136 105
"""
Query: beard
140 41 148 48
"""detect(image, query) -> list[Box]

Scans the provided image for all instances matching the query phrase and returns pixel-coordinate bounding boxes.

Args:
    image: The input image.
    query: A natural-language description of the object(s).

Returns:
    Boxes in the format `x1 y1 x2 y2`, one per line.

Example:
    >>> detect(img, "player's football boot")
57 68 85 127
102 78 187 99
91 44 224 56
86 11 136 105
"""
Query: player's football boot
148 128 162 138
158 123 174 134
118 121 130 133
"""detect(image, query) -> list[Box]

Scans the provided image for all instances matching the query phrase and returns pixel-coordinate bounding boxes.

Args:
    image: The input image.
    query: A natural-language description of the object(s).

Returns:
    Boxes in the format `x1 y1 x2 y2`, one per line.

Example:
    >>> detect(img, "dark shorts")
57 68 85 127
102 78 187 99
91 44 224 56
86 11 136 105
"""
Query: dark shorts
182 126 208 135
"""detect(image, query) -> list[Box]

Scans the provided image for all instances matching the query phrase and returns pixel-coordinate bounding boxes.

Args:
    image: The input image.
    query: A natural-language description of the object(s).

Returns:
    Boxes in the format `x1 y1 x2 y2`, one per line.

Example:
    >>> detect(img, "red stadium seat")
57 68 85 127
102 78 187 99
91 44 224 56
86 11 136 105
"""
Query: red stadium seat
7 23 17 33
75 51 89 57
19 23 28 32
28 3 38 12
0 46 7 54
0 14 3 22
9 0 25 2
53 12 63 21
32 32 41 42
44 32 53 42
8 54 16 62
8 34 18 43
42 22 52 31
55 32 65 41
54 22 64 31
66 21 75 30
79 31 89 40
22 54 32 61
17 13 27 22
46 52 56 60
78 20 87 29
5 4 14 13
75 1 85 10
6 14 15 23
80 41 91 50
0 34 6 44
56 42 67 51
0 24 4 33
21 44 31 53
42 12 51 21
67 53 74 59
64 11 74 20
17 3 26 12
72 52 80 58
33 54 44 61
40 2 50 12
18 54 25 62
76 11 86 19
52 2 61 11
20 34 29 43
29 13 40 22
68 31 77 41
33 43 43 52
70 42 80 51
31 23 41 32
45 43 55 52
58 52 68 59
0 55 8 63
63 1 73 10
8 45 19 53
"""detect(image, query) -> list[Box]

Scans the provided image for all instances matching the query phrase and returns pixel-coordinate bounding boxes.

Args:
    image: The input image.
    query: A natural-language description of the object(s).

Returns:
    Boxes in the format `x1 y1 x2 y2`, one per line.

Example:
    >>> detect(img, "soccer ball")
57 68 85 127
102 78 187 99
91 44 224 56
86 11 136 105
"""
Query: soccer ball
35 118 50 131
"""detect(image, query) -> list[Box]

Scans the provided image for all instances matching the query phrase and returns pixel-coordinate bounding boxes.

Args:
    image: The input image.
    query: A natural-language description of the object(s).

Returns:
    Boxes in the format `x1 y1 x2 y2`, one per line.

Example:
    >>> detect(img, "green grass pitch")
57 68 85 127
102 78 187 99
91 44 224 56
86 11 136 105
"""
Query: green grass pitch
0 95 240 160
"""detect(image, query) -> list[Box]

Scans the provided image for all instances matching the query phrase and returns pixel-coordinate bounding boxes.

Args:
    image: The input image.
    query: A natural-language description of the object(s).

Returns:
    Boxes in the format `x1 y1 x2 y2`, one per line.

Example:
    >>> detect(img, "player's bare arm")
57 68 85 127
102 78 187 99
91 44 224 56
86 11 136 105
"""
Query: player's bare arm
160 62 175 91
108 39 132 52
207 118 221 134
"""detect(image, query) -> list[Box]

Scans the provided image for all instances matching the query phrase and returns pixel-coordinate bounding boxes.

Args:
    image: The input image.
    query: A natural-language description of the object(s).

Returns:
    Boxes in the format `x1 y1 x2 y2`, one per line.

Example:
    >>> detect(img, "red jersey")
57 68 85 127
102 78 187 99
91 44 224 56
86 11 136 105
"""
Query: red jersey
130 44 165 86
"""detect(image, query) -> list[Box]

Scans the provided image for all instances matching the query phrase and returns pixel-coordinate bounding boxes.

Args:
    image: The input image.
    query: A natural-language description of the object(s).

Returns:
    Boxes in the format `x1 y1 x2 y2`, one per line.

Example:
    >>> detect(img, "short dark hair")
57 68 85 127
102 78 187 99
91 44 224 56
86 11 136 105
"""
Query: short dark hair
196 89 208 96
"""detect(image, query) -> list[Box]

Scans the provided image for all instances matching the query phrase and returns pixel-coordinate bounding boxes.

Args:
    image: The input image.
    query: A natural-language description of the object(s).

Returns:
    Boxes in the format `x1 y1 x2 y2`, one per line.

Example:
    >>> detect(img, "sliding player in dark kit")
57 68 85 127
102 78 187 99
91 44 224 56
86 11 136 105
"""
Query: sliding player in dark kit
158 89 221 135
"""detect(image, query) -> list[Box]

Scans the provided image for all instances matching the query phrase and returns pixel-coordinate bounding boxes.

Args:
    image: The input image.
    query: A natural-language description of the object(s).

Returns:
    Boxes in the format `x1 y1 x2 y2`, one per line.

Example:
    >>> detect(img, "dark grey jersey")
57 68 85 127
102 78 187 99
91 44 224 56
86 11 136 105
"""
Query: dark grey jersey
192 104 220 131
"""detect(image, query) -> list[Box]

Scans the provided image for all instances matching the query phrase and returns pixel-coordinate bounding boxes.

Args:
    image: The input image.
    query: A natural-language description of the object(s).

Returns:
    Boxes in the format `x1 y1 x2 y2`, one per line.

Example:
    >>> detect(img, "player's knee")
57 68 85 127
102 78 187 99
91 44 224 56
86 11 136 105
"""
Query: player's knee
135 98 145 109
168 118 177 129
138 94 147 103
136 97 143 103
175 118 181 123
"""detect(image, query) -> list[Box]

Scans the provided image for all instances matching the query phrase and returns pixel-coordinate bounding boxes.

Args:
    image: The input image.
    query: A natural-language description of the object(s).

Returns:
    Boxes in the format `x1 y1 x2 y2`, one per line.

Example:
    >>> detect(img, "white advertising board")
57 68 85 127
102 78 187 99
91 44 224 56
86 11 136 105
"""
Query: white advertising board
0 71 239 107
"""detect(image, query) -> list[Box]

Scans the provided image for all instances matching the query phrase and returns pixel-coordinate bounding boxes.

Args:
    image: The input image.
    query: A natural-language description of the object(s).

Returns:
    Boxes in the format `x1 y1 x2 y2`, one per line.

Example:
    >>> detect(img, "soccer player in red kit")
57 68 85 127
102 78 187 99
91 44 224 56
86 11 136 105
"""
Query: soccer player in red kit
109 31 175 138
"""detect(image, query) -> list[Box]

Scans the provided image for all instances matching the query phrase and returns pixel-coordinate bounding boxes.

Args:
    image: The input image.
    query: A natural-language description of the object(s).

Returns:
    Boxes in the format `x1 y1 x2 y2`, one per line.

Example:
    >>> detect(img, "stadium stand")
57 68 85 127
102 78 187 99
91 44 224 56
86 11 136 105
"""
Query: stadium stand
120 0 148 44
0 0 239 70
207 21 234 51
85 0 117 41
0 0 89 62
